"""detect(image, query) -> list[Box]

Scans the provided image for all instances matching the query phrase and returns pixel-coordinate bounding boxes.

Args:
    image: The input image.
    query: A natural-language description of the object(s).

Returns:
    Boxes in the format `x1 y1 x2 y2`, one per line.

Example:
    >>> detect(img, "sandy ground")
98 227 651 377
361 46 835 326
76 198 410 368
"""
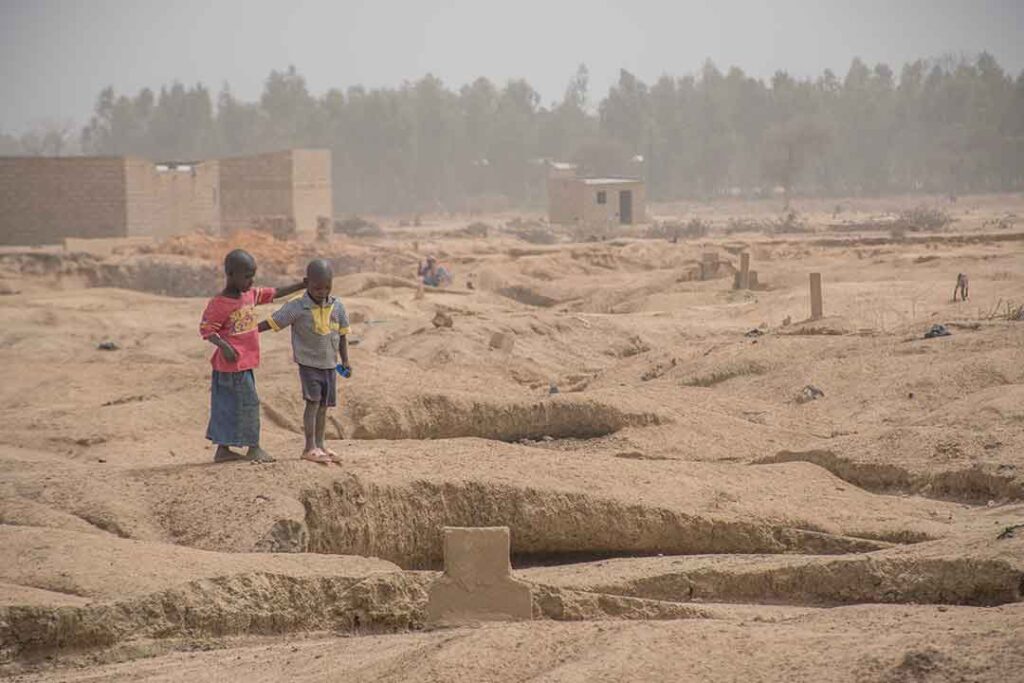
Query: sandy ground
0 194 1022 681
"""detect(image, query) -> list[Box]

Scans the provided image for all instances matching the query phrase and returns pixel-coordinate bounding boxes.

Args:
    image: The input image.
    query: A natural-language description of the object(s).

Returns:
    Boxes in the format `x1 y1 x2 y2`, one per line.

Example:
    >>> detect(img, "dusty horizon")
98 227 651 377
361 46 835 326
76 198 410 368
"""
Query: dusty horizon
2 0 1023 134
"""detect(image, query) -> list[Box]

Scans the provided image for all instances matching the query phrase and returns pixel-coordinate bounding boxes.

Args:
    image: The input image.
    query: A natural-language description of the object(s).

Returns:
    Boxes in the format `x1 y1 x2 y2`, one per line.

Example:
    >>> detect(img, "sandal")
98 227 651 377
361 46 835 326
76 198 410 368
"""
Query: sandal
301 448 331 465
214 446 246 463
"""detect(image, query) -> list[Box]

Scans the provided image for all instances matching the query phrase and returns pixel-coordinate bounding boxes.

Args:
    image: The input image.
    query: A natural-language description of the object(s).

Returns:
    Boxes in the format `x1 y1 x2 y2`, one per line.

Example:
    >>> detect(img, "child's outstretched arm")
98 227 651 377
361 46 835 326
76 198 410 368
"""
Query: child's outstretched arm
272 279 307 300
258 298 301 334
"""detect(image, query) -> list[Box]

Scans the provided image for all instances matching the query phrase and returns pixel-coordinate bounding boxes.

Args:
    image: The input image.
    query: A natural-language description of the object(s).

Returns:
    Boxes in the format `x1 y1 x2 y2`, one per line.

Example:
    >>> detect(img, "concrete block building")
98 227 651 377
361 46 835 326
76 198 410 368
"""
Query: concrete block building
0 149 332 246
218 149 331 235
547 175 645 226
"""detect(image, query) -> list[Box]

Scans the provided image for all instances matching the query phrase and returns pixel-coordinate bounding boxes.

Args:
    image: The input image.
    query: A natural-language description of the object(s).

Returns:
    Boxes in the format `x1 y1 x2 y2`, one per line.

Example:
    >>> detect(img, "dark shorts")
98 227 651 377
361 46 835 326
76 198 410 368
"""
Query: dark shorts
299 364 337 407
206 370 260 447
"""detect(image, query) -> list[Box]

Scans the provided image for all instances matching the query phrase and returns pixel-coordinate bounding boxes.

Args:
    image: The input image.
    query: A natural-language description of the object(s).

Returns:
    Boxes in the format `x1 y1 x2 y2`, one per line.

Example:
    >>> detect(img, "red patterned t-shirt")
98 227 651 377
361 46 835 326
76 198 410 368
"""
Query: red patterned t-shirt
199 287 276 372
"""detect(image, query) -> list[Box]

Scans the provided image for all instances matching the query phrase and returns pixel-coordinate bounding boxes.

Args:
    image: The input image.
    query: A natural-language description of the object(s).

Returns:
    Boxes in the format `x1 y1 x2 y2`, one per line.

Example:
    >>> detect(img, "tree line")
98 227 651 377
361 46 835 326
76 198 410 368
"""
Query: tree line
3 54 1022 213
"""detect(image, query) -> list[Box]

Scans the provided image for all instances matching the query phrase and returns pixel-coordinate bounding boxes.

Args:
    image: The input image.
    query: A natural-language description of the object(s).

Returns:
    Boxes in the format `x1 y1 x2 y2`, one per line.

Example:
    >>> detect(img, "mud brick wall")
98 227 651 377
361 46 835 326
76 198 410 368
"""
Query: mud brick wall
291 149 332 233
0 157 128 246
219 151 295 234
125 159 220 238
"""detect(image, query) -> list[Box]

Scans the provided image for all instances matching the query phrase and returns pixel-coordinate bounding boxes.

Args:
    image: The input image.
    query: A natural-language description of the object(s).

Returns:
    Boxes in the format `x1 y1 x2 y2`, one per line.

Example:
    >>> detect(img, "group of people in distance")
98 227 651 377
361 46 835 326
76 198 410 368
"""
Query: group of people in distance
198 249 452 465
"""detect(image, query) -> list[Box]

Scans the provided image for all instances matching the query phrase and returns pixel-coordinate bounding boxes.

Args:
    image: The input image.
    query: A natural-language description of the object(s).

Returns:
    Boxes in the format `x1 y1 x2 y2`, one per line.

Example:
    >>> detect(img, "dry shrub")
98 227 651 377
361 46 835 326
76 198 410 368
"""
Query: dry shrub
724 217 768 235
512 226 558 245
724 213 806 235
772 210 809 234
463 221 490 237
646 218 710 240
983 214 1017 230
895 206 954 232
335 216 383 237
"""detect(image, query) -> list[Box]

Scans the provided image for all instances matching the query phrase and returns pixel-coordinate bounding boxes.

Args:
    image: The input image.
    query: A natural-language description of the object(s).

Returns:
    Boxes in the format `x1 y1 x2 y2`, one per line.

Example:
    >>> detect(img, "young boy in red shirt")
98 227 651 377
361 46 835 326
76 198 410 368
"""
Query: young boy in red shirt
199 249 305 463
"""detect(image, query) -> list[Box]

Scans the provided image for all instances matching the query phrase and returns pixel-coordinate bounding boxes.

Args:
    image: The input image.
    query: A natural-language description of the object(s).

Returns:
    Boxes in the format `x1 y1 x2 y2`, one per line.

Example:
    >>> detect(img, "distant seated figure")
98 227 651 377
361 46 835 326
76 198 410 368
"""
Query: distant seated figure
418 255 452 288
953 273 969 302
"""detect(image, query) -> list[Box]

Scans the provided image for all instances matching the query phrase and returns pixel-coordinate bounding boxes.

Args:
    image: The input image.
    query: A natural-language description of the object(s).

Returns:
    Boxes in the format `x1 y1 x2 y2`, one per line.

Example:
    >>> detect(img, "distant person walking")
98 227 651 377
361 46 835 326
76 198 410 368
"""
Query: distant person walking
953 273 969 302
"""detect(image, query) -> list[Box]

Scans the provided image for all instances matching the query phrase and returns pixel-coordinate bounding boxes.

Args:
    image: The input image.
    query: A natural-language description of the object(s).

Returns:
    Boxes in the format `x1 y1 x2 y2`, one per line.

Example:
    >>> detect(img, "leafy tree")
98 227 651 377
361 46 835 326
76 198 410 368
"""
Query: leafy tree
71 53 1024 212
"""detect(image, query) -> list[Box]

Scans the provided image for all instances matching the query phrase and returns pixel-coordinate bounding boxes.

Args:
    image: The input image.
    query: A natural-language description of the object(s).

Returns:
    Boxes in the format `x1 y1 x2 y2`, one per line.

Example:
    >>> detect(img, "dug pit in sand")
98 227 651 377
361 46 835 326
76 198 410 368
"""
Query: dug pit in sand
426 526 533 625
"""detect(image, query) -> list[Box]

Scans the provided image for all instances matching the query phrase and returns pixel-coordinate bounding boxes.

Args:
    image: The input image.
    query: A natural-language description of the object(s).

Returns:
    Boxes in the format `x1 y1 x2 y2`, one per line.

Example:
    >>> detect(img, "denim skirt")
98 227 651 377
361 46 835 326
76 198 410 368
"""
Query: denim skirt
206 370 261 447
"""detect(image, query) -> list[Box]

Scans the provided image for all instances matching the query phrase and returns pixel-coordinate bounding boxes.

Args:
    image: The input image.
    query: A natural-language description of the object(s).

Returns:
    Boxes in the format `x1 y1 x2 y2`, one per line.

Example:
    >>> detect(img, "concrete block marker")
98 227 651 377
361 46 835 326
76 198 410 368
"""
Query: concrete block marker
739 252 750 290
700 251 718 280
810 272 823 320
426 526 533 625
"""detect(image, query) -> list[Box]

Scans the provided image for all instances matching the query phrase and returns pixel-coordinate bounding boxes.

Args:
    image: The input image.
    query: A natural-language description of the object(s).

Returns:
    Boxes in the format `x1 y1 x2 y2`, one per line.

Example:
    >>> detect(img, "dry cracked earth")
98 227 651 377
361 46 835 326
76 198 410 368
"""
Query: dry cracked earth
1 195 1023 681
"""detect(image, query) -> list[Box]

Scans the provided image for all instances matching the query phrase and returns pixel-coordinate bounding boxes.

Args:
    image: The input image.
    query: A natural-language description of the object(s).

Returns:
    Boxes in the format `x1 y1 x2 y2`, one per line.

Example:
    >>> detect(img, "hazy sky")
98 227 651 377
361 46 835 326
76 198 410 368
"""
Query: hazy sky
2 0 1022 133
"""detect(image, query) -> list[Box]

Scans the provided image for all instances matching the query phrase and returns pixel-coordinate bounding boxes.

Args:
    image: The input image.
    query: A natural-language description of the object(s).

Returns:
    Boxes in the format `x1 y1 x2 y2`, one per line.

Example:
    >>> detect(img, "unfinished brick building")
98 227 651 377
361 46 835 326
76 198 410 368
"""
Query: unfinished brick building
0 149 332 246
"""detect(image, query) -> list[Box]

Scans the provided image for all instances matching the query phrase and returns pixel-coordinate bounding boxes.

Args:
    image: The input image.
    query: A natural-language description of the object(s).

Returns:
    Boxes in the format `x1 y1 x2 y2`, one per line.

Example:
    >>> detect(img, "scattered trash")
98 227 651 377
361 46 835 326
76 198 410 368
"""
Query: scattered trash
908 392 915 399
432 311 453 328
782 315 791 327
548 383 560 395
97 458 106 463
997 524 1024 540
923 324 951 339
797 385 825 404
101 394 151 406
614 451 672 461
744 329 764 338
97 341 120 351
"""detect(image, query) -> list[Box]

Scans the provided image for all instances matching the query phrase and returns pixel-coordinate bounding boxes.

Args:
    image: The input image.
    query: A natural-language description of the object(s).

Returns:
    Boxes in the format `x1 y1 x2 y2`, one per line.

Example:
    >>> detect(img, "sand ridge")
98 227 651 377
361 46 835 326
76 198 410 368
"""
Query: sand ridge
1 194 1023 680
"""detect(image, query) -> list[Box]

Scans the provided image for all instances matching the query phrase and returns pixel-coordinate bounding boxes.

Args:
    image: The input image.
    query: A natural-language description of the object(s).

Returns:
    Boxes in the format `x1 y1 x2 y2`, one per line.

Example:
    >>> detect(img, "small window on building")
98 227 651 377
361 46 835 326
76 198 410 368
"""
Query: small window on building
596 191 607 204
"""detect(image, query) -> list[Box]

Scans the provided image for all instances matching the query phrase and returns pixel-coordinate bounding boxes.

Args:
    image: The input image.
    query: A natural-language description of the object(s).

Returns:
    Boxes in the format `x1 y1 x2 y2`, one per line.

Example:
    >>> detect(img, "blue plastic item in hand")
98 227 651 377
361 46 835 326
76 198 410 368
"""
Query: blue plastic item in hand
336 364 352 378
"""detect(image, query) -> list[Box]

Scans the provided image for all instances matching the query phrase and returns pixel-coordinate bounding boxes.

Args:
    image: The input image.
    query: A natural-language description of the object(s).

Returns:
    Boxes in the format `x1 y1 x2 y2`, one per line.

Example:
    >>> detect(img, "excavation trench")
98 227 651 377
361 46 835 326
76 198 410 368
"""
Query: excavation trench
296 479 893 570
759 450 1024 504
342 395 664 442
530 555 1024 608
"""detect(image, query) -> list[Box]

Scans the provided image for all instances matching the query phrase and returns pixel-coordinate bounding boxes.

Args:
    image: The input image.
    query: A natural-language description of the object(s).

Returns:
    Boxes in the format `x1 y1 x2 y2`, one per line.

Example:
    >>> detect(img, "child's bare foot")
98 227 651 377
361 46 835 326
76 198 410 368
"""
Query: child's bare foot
321 446 342 464
213 446 245 463
301 448 330 465
246 446 276 464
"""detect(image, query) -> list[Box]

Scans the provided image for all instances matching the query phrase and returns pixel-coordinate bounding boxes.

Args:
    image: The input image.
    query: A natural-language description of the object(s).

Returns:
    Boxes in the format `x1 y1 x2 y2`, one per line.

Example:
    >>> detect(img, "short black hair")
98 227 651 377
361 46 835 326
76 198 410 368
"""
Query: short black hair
224 249 256 274
306 258 334 282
